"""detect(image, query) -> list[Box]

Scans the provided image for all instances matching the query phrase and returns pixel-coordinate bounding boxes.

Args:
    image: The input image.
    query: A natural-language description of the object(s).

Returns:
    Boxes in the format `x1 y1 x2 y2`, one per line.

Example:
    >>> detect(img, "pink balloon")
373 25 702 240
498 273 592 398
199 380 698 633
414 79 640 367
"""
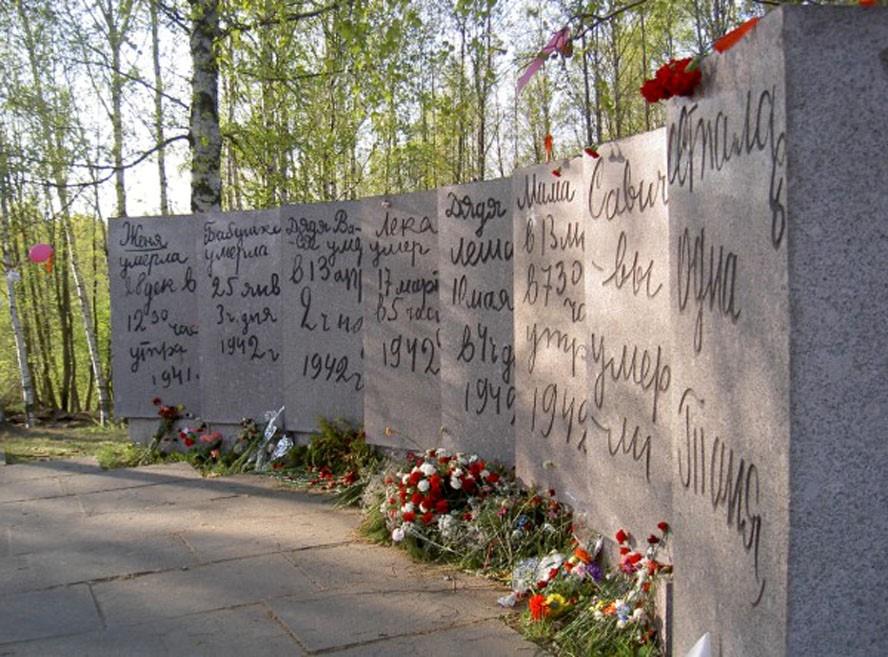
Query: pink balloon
28 243 54 263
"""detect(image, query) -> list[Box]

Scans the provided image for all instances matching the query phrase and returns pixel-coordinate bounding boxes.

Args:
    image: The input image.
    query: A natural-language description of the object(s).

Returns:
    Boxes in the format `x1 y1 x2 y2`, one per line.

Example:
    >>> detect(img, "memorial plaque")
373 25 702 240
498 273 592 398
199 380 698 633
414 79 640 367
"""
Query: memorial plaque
280 201 363 432
198 210 283 423
513 158 589 508
438 179 514 465
667 13 788 657
362 191 440 450
108 216 201 418
584 130 672 538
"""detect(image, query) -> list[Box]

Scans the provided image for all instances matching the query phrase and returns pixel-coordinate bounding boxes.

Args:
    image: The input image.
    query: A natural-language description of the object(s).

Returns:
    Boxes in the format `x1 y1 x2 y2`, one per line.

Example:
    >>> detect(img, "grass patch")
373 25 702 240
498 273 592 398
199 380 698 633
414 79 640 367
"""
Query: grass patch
0 422 129 464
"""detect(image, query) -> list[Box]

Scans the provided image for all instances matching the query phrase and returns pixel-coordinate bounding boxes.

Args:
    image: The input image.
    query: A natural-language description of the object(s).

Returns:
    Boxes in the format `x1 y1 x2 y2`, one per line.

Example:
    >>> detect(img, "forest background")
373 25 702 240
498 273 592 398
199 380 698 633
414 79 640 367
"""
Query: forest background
0 0 827 422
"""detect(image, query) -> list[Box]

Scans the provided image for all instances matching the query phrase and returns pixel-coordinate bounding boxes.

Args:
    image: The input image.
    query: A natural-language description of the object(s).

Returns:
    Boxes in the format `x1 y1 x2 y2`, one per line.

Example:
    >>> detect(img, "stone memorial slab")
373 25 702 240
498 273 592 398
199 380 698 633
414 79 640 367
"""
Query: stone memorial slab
198 210 282 424
584 130 672 538
108 216 201 418
668 7 888 657
438 179 514 464
513 158 589 508
280 201 363 432
362 191 440 450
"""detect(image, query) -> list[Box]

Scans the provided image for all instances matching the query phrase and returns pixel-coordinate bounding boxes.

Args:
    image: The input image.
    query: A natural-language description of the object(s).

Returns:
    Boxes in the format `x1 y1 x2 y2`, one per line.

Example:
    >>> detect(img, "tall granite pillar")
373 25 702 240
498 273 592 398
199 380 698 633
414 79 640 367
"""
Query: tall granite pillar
668 7 888 656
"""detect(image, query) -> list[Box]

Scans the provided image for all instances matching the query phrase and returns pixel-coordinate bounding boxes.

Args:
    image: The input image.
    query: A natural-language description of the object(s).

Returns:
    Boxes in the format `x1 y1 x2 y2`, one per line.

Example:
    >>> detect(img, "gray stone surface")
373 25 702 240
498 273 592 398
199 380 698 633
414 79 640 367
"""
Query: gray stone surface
665 17 888 654
513 158 590 509
268 588 507 654
2 605 304 657
584 130 673 541
780 7 888 657
198 210 283 425
108 216 201 419
0 458 534 656
325 619 541 657
0 585 103 644
362 191 441 450
280 201 364 432
438 179 515 464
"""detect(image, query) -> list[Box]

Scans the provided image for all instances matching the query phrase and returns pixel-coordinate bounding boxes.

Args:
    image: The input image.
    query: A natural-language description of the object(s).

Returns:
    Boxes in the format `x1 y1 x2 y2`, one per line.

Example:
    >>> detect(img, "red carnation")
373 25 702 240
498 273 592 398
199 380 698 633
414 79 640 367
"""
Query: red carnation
461 476 476 493
435 499 449 514
640 78 666 103
584 147 600 158
528 594 548 621
648 534 660 545
421 512 434 525
183 437 195 448
658 521 670 533
619 546 630 556
615 529 629 544
411 492 423 506
408 471 422 486
152 397 162 406
641 58 701 104
626 552 643 565
486 472 500 484
402 511 416 523
551 167 562 177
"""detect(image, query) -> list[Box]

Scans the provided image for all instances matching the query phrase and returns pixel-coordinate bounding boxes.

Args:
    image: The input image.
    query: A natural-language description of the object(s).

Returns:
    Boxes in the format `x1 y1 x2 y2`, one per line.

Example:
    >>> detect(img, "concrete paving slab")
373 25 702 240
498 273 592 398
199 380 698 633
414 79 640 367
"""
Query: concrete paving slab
0 476 64 504
268 588 508 653
287 542 497 595
76 480 226 517
57 462 203 496
93 553 316 626
22 532 196 588
0 461 540 657
0 604 304 657
0 459 99 484
179 510 358 562
323 618 542 657
0 585 102 645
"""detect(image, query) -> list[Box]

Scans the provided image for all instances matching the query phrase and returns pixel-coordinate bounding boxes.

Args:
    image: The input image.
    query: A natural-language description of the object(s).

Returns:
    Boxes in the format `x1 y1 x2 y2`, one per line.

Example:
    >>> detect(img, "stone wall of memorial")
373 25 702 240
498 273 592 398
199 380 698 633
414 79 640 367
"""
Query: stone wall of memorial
108 8 887 657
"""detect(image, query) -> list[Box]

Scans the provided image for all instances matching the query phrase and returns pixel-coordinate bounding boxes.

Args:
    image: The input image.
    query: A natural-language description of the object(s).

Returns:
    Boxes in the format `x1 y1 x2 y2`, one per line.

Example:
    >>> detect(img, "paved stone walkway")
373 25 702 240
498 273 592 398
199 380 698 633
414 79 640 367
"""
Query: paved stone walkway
0 459 541 656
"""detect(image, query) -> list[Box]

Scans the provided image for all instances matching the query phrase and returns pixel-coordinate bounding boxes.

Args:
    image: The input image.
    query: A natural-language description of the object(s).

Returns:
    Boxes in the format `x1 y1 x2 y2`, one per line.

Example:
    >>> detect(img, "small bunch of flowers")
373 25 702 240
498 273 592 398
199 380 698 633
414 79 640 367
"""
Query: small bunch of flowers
382 448 508 543
640 58 702 103
520 522 673 655
152 396 182 423
307 465 358 490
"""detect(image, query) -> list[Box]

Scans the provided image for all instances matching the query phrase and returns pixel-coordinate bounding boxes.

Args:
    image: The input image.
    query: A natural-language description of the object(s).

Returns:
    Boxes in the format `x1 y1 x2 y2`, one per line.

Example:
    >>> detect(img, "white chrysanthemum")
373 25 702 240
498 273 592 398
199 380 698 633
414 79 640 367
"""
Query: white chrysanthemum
450 477 461 490
437 514 456 539
480 469 490 479
632 608 646 623
419 462 437 476
401 473 410 484
437 448 450 458
417 479 430 492
391 527 406 542
402 502 415 513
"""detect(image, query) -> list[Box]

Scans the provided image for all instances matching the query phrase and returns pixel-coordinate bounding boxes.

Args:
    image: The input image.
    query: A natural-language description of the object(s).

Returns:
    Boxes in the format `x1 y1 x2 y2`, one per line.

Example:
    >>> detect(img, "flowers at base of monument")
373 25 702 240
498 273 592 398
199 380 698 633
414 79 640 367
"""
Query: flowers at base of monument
383 448 509 542
640 57 702 104
521 520 673 655
152 396 183 421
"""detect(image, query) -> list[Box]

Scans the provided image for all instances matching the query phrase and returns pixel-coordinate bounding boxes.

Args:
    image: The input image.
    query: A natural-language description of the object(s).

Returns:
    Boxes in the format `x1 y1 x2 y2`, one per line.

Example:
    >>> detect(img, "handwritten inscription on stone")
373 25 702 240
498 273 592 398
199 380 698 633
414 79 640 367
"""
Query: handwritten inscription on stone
109 216 201 417
199 210 283 423
439 179 514 464
281 201 363 431
362 192 440 450
513 159 589 508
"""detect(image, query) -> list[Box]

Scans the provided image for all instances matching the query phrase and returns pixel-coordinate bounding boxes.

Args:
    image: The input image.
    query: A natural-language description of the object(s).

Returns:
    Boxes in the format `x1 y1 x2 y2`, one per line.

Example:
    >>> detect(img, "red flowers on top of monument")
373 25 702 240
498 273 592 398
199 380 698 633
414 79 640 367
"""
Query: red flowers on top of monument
714 17 759 53
640 58 702 104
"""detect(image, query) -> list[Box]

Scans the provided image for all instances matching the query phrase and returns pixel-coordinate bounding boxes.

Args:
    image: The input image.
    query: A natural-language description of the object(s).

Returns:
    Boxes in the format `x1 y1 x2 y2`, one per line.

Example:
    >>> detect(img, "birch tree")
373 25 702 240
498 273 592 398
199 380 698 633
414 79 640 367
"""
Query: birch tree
0 136 36 427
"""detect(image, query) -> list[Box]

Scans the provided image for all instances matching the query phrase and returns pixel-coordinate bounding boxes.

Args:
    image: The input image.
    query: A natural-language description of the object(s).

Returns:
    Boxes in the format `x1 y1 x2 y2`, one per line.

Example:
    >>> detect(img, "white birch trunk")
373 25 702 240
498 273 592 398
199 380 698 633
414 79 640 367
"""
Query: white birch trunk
0 160 36 427
189 0 222 212
62 218 111 425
